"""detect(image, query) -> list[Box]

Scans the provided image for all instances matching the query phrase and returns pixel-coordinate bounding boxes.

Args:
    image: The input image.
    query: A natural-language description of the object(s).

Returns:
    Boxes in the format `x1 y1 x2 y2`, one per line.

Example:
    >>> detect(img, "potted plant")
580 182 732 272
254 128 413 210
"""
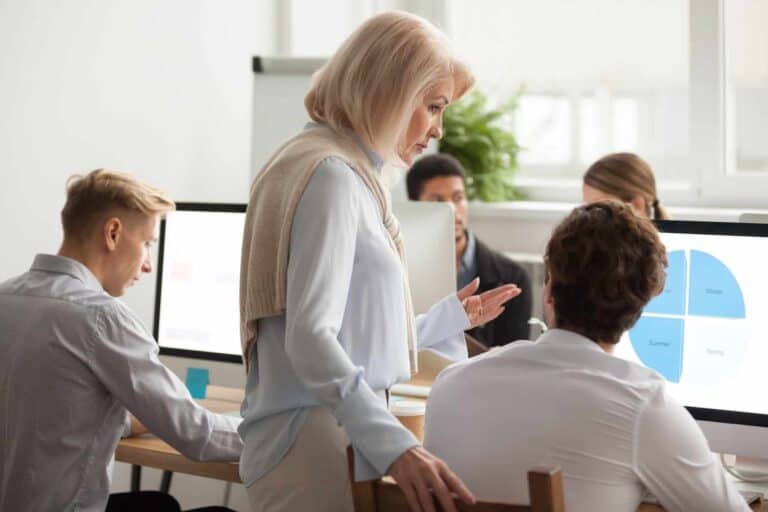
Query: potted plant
439 89 523 201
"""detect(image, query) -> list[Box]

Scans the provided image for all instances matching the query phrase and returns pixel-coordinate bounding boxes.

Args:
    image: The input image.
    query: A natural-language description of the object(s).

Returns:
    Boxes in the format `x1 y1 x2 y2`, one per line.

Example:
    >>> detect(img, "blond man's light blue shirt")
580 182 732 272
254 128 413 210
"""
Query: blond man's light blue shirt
0 254 243 512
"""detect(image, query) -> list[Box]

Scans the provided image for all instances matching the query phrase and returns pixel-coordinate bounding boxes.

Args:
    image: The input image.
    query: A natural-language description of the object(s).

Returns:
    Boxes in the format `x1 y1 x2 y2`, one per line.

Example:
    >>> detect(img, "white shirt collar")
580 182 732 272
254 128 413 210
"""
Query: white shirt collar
534 328 606 354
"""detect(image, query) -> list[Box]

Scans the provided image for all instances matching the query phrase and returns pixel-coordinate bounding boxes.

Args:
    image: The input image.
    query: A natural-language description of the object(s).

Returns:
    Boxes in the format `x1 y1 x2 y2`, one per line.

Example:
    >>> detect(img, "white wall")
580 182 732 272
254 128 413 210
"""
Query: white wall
0 1 275 509
0 0 274 280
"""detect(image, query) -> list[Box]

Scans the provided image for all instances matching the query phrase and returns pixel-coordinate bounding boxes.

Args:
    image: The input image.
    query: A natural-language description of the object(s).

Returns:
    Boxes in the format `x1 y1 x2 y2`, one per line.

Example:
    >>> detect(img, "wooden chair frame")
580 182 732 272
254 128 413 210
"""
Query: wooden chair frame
348 448 565 512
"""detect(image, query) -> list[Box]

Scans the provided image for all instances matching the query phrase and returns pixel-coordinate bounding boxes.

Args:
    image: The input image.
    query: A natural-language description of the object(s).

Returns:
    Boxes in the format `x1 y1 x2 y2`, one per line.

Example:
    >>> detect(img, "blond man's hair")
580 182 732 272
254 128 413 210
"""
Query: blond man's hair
304 11 474 165
61 169 175 240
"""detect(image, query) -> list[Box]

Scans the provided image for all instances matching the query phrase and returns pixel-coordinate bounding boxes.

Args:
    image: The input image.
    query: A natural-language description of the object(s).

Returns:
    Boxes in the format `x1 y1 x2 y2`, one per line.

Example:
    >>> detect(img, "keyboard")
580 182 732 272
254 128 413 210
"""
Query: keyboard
643 489 762 506
389 383 430 398
742 490 764 505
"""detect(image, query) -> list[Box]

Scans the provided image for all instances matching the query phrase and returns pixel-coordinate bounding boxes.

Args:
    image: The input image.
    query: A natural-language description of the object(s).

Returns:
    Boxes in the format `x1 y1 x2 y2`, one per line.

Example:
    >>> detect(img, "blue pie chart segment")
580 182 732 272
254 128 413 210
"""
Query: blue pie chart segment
629 316 684 382
645 250 686 316
688 250 745 319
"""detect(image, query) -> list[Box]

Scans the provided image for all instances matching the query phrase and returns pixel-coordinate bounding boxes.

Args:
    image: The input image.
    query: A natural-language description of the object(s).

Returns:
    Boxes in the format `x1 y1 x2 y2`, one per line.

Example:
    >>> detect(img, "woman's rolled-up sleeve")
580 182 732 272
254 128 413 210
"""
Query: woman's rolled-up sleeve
416 294 470 361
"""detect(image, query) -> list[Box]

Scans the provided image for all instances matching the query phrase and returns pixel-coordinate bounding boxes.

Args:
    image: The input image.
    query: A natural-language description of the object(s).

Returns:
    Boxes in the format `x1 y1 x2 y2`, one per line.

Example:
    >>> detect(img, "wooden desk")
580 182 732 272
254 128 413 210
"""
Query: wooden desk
115 386 244 485
117 387 421 486
116 435 241 483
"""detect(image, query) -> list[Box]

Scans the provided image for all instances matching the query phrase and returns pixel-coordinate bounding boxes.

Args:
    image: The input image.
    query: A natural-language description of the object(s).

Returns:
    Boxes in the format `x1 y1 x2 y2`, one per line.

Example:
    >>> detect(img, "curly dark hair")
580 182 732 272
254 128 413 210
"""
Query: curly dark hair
545 201 668 344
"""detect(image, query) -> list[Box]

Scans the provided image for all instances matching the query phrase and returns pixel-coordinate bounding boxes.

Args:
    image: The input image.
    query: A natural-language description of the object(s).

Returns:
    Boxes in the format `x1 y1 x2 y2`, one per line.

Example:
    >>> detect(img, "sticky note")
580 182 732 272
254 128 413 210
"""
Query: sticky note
185 367 209 399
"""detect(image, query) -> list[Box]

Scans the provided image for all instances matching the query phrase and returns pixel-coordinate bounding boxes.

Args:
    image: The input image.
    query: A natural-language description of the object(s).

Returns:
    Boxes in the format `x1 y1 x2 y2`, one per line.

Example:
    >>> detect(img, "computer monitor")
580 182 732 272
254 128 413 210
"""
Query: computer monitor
614 220 768 458
154 203 246 363
391 201 456 315
740 212 768 224
153 201 456 363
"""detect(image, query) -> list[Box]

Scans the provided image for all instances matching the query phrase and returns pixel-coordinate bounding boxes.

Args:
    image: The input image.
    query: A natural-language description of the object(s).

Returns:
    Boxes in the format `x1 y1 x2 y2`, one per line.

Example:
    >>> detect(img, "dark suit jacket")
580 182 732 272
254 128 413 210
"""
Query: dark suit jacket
466 237 532 347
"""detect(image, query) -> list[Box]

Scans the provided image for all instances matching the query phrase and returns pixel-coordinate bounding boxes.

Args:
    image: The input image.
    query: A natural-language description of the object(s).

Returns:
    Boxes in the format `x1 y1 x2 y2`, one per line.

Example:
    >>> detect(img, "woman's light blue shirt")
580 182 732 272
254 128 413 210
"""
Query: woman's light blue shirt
239 131 469 485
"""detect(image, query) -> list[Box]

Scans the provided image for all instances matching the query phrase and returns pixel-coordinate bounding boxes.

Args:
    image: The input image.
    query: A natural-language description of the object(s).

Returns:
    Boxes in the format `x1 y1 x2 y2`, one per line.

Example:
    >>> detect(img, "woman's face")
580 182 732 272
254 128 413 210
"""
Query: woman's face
582 183 648 218
399 78 455 166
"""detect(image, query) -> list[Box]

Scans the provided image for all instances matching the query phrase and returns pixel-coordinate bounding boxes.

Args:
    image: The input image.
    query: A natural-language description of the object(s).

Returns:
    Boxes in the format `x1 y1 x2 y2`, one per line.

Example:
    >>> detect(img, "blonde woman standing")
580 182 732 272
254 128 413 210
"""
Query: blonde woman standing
582 152 670 219
239 11 520 512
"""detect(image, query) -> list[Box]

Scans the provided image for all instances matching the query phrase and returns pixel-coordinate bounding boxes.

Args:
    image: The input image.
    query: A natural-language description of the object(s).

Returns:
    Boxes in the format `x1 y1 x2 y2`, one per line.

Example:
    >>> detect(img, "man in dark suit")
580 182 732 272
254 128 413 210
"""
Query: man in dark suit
407 153 532 348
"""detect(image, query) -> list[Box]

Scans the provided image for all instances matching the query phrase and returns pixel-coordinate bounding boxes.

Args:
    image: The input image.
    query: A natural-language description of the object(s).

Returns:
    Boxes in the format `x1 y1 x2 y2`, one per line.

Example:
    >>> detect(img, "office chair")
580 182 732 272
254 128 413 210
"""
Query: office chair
348 449 565 512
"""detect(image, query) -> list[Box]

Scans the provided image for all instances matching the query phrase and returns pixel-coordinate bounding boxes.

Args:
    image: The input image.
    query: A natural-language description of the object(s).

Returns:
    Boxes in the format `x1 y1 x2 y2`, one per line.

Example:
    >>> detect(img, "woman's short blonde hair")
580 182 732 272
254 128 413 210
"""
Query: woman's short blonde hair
304 11 474 164
61 169 175 240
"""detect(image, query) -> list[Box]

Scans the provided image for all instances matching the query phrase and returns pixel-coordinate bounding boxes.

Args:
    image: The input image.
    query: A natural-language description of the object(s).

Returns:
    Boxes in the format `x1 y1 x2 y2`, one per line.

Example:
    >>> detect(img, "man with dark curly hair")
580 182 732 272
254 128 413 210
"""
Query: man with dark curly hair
424 201 749 512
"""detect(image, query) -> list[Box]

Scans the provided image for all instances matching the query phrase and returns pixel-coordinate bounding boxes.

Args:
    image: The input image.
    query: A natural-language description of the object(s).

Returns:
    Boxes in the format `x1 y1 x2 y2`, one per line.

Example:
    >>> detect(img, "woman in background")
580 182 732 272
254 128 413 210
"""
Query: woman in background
239 11 519 512
582 152 669 219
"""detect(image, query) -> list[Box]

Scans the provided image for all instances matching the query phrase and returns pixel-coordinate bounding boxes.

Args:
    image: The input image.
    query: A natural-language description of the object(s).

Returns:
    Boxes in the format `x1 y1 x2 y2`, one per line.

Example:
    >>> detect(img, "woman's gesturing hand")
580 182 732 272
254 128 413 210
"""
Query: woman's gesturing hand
458 278 521 329
388 445 476 512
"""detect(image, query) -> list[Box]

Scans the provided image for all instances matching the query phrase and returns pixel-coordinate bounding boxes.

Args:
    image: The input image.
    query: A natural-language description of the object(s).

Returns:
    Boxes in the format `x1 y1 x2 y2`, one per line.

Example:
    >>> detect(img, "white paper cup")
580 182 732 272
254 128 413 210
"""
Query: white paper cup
390 400 426 441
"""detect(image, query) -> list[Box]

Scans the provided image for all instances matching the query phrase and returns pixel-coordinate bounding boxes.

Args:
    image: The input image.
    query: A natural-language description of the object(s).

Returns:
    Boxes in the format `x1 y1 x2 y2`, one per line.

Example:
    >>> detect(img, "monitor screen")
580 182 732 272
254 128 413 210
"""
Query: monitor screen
154 203 246 363
614 220 768 427
391 201 456 315
153 201 456 364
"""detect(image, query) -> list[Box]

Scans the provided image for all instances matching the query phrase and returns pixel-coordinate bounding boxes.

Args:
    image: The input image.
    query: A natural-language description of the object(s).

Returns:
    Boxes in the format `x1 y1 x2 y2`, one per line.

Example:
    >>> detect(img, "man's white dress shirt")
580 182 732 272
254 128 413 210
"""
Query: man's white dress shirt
425 329 749 512
0 254 243 512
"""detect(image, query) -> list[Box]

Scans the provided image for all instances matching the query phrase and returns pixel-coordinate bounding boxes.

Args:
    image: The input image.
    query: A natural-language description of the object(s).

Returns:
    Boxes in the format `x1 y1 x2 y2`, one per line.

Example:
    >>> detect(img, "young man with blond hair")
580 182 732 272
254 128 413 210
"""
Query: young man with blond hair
0 169 242 512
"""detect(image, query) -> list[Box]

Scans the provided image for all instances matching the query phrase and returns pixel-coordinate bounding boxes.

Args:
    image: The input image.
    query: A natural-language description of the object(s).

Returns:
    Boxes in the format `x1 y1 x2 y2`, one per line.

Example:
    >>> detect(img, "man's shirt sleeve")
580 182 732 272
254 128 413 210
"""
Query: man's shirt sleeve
86 302 243 461
634 386 749 512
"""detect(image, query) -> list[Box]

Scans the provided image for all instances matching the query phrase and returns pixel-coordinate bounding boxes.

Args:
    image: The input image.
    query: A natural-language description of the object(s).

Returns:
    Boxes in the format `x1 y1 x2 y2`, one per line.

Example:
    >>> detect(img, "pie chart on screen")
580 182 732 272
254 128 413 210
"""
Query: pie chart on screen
628 249 749 386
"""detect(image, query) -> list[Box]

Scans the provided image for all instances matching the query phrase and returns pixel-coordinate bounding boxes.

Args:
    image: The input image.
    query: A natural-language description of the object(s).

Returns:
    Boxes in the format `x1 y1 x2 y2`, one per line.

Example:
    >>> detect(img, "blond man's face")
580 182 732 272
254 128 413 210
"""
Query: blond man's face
103 213 158 297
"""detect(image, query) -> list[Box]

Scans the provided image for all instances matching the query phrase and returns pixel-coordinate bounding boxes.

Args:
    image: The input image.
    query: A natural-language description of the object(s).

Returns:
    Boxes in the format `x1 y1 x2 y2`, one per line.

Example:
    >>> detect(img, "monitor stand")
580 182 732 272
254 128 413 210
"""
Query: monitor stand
735 456 768 479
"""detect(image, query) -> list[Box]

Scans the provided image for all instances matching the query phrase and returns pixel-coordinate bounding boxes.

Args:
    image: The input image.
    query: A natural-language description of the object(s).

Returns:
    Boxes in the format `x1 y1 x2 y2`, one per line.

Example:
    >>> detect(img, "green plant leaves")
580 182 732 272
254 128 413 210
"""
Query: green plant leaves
439 90 524 202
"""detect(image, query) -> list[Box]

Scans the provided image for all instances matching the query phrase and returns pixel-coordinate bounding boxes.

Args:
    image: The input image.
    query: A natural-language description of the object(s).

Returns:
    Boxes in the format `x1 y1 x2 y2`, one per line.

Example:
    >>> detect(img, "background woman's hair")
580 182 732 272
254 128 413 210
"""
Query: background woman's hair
304 11 474 166
583 152 669 220
545 201 668 344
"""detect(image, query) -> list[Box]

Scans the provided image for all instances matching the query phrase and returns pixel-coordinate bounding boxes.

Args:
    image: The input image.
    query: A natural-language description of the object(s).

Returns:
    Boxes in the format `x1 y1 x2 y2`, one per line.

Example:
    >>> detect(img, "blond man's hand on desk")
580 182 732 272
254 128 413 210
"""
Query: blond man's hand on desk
128 413 148 437
117 389 244 484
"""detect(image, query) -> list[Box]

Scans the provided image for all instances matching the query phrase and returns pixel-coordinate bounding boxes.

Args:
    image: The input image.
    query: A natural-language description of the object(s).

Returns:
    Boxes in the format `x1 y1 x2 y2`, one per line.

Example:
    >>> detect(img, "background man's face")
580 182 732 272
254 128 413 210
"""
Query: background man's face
417 175 468 241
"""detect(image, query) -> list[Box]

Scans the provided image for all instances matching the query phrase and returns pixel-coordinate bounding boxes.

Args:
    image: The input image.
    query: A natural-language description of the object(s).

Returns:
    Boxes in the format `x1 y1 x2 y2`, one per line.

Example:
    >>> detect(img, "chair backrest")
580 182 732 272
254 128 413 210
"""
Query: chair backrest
350 466 565 512
465 333 489 358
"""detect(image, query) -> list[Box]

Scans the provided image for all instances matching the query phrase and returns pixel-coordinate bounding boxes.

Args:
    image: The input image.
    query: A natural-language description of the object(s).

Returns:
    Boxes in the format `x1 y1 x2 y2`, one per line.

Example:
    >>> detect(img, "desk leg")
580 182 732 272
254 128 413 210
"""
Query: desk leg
130 464 142 492
222 482 232 506
160 471 173 493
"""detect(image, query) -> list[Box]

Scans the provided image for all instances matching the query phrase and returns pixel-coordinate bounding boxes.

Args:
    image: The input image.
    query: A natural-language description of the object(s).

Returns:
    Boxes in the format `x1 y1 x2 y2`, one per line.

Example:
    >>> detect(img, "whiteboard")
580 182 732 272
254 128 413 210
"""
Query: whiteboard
250 56 324 179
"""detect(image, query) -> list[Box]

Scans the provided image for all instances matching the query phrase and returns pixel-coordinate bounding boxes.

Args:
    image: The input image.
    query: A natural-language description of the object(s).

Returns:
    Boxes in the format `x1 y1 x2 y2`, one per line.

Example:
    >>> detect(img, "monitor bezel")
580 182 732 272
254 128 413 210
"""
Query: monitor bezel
153 201 247 364
654 219 768 427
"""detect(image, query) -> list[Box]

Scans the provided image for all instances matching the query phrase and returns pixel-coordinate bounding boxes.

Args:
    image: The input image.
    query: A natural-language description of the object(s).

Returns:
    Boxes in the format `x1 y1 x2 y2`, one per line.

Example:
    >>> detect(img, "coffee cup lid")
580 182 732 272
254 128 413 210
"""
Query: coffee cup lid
390 400 425 416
